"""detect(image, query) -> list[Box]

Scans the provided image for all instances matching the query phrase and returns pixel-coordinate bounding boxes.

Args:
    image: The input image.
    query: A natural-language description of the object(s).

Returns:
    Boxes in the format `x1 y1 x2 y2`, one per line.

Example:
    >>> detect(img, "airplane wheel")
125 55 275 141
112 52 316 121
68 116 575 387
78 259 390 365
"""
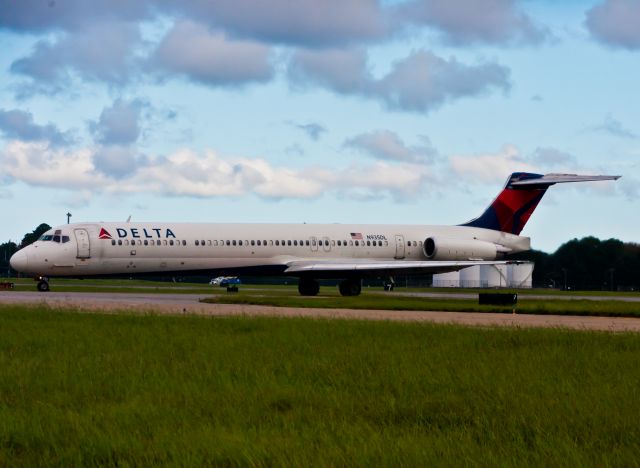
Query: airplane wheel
37 281 50 292
298 278 320 296
339 279 361 296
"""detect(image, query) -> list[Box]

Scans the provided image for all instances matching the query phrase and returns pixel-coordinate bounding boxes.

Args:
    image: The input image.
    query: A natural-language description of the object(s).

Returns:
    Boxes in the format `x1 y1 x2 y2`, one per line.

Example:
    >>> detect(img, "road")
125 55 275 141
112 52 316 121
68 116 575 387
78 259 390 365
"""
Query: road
2 291 640 332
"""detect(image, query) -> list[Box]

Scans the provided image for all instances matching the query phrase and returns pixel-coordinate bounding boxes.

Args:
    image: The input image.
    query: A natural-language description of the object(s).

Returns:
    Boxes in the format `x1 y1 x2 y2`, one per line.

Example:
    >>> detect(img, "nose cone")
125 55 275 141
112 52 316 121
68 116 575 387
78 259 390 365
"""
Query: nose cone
10 249 29 272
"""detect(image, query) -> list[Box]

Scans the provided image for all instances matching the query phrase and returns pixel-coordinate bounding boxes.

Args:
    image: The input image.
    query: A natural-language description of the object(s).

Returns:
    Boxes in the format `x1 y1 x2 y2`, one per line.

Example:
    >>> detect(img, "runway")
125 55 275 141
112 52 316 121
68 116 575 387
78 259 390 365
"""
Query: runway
2 291 640 332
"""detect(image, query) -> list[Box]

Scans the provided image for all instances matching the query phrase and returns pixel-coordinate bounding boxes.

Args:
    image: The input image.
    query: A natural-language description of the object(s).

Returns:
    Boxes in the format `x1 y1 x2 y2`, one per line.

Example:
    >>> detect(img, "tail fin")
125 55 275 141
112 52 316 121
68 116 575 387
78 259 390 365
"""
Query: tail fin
461 172 621 235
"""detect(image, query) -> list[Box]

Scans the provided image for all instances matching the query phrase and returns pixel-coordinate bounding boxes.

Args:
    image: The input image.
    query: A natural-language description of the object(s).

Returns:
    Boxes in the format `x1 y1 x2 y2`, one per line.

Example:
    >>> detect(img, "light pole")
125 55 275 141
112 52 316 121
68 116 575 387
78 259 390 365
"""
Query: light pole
561 268 568 291
66 212 72 224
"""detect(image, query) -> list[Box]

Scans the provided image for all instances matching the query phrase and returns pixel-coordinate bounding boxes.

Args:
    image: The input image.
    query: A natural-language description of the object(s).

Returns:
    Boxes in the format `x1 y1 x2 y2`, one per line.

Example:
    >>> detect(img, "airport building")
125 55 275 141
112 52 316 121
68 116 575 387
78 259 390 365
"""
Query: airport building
432 262 534 289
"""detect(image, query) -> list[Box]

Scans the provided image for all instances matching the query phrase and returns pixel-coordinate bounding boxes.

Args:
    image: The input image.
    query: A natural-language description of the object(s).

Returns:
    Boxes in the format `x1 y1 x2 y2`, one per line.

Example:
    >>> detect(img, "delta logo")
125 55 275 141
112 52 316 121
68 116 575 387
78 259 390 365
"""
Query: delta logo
99 226 177 239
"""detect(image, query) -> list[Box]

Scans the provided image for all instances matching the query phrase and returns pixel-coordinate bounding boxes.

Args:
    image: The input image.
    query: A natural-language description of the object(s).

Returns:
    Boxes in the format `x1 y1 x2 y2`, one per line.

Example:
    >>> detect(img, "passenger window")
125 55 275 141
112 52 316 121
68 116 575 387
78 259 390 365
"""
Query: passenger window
238 240 242 246
232 240 237 246
144 240 148 246
150 240 155 246
367 241 371 246
269 240 274 246
256 240 261 246
288 240 292 246
275 240 280 246
111 240 116 246
282 240 285 246
355 241 359 246
413 241 417 247
226 240 230 246
214 240 218 246
207 240 211 246
251 240 255 246
407 241 411 246
293 240 298 246
349 240 353 246
118 240 123 246
195 240 199 246
182 240 186 246
201 240 205 246
311 240 316 246
331 240 335 246
170 240 174 246
163 240 168 246
306 240 310 246
263 240 267 245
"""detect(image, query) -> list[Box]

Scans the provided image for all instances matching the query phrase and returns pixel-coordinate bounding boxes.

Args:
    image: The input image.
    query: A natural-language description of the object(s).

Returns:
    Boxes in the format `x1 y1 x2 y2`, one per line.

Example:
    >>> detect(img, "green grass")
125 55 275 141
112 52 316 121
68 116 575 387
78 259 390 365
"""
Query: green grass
205 291 640 317
1 305 640 466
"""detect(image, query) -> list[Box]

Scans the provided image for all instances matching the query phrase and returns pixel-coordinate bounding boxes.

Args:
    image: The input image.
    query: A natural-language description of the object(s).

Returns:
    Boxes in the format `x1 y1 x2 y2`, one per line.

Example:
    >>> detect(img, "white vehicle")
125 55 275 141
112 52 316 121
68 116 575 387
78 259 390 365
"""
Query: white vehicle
10 172 619 296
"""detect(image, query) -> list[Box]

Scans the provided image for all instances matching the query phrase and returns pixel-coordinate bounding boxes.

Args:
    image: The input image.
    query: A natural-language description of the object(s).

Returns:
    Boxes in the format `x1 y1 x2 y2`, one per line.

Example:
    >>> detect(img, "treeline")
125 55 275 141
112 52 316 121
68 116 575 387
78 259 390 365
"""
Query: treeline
512 237 640 291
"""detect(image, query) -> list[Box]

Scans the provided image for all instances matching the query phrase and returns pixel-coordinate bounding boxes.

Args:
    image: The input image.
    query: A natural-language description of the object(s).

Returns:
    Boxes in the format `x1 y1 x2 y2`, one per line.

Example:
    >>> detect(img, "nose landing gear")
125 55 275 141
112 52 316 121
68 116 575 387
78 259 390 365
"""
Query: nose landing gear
36 277 50 292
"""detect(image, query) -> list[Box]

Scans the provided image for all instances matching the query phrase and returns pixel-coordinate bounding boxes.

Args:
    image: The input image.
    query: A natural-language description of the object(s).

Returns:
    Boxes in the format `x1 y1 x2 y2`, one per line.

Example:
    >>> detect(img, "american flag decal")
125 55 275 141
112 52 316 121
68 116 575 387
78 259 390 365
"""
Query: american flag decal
99 228 112 239
350 232 363 240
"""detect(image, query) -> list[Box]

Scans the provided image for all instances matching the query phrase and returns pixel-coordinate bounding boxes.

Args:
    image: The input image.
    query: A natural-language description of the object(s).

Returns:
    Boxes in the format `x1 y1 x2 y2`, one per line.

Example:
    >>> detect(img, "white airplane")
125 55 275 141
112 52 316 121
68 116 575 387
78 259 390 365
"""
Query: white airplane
10 172 619 295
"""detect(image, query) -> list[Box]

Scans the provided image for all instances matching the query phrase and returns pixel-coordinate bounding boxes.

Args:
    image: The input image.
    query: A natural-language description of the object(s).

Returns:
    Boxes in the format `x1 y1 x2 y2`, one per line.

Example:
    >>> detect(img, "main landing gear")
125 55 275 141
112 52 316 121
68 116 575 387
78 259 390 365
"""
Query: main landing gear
297 278 362 296
338 278 361 297
298 278 320 296
36 276 50 292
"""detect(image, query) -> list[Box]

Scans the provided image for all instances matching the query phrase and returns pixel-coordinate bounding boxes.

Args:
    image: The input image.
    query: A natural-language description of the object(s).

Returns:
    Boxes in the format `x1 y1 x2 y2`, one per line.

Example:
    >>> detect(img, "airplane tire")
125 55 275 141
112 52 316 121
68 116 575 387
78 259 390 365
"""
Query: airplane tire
37 281 50 292
339 279 361 296
298 278 320 296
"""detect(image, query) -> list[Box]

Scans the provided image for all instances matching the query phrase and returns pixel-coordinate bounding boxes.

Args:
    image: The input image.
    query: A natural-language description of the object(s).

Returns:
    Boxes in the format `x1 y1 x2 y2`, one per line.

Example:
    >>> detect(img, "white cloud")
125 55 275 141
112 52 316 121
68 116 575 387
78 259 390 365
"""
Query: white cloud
344 130 437 163
449 144 538 183
0 141 431 201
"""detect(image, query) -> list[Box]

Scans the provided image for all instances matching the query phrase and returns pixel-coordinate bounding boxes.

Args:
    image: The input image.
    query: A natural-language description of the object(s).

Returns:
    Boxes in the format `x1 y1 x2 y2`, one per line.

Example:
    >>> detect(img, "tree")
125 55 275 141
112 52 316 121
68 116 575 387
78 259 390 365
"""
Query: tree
0 241 18 277
21 223 51 247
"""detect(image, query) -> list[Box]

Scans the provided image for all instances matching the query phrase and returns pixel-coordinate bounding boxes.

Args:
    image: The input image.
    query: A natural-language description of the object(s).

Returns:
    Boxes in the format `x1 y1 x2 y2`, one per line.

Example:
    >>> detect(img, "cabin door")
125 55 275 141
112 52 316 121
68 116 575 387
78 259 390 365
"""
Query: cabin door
310 236 318 252
74 229 91 259
394 234 405 259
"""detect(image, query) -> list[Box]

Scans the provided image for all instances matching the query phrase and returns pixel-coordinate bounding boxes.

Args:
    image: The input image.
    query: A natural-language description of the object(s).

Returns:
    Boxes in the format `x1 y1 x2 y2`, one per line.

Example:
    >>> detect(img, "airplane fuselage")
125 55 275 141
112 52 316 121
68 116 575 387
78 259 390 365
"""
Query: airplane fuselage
10 221 530 278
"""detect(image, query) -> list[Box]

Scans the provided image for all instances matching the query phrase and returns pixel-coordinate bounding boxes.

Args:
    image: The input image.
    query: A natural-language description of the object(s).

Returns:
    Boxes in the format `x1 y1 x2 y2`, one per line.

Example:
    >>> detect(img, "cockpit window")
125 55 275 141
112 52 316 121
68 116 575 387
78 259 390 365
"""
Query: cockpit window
62 236 70 243
53 235 61 242
39 235 53 241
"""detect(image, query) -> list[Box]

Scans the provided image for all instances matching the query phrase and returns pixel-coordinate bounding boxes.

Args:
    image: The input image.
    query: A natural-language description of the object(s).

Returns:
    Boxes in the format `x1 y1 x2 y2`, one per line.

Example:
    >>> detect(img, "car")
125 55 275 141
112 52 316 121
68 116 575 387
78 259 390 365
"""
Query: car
209 276 241 286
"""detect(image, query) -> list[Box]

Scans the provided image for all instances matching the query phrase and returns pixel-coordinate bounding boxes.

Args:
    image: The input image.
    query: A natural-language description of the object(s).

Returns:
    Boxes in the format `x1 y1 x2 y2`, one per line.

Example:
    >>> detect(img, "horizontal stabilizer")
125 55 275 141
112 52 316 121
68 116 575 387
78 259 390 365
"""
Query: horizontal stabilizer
510 173 620 187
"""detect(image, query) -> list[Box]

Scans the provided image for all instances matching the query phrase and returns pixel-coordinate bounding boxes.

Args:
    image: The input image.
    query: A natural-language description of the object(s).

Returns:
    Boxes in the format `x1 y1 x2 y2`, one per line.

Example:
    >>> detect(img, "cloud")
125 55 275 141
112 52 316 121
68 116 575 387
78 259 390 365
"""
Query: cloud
589 115 637 139
0 0 152 33
449 144 538 183
0 141 431 201
0 140 108 189
90 99 145 145
10 20 141 90
288 48 371 94
150 20 274 87
92 145 147 178
289 48 510 113
586 0 640 49
397 0 547 45
292 122 326 141
0 109 73 146
344 130 437 163
530 147 578 168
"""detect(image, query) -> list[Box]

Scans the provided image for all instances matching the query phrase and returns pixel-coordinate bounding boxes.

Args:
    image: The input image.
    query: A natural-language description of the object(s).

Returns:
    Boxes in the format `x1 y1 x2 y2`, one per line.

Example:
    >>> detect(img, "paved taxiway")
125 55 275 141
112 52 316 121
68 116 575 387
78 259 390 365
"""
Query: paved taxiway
2 291 640 332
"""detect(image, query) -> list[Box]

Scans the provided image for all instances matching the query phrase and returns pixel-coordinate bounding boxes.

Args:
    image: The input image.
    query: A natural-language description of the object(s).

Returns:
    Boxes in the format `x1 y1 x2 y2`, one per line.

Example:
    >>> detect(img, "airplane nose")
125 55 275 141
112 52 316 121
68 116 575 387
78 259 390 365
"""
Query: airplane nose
10 249 29 272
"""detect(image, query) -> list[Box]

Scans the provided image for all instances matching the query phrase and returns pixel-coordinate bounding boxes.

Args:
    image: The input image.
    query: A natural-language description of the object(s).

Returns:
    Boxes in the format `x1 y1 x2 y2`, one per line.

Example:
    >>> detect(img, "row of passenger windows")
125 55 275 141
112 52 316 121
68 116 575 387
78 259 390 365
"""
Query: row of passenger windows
110 238 395 247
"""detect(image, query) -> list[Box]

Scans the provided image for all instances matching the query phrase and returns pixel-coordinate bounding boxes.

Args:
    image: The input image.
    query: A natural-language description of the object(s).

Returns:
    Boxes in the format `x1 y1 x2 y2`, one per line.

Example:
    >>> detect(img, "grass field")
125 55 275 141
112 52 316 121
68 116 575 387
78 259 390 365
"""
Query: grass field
1 305 640 466
205 291 640 317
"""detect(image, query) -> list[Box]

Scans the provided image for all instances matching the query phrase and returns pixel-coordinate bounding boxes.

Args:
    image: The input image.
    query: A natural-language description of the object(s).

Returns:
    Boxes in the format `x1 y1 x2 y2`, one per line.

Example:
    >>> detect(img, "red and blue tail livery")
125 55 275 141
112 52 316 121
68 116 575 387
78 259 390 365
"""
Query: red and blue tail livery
461 172 620 235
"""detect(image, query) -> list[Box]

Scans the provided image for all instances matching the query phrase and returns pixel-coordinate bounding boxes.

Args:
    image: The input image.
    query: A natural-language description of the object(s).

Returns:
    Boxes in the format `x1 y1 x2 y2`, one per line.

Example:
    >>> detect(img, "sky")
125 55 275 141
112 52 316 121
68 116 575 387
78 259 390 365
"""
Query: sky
0 0 638 252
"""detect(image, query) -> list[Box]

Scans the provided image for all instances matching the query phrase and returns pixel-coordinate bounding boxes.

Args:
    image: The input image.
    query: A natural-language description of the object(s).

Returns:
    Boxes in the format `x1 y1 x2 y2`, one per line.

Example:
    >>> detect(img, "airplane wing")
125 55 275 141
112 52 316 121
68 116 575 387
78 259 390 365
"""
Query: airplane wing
283 259 522 276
